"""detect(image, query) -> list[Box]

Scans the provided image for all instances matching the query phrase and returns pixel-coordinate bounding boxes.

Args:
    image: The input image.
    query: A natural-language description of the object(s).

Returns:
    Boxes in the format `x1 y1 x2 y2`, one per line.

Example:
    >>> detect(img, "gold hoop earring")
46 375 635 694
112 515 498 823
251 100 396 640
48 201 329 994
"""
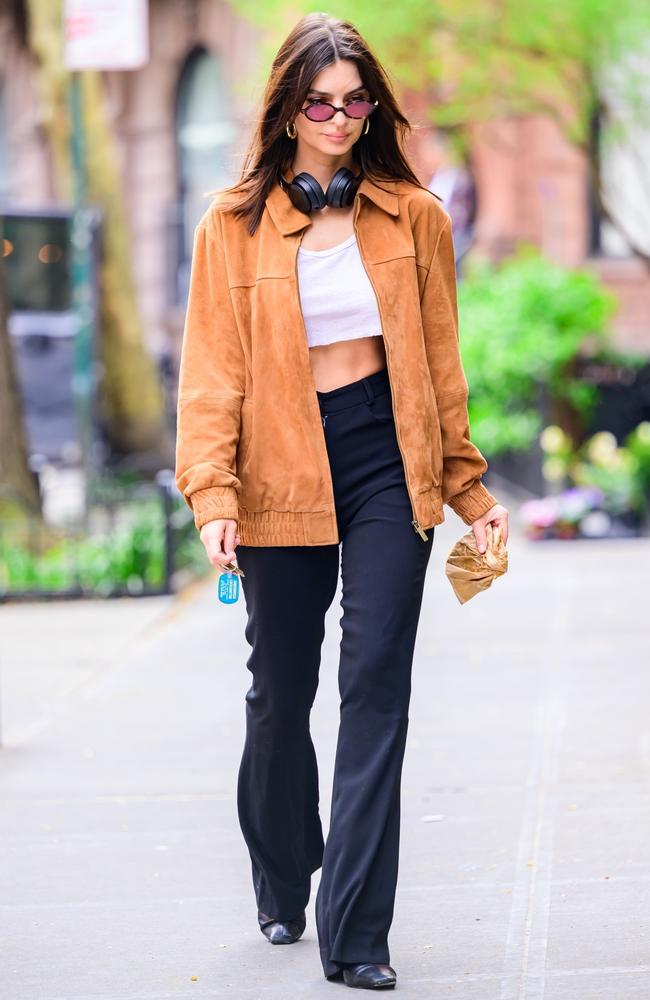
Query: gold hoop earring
363 118 370 136
286 121 297 140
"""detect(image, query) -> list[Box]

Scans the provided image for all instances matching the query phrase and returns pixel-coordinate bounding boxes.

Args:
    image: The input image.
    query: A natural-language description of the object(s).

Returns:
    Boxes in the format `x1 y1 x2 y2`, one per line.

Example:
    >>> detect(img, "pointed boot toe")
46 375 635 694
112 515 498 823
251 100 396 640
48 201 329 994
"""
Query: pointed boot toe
258 909 306 945
342 962 397 989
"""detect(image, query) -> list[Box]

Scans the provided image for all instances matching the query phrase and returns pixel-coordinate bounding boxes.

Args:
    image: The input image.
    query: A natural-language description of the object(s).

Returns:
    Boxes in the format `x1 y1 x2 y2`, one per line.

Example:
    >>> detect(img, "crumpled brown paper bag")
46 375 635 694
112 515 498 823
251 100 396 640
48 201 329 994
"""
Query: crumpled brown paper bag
445 522 508 604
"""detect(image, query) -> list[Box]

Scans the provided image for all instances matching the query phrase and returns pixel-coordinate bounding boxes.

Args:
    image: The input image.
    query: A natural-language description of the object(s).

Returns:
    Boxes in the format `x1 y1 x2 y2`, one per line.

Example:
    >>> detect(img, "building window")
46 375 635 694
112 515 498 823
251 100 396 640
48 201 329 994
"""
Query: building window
172 47 235 306
588 54 650 259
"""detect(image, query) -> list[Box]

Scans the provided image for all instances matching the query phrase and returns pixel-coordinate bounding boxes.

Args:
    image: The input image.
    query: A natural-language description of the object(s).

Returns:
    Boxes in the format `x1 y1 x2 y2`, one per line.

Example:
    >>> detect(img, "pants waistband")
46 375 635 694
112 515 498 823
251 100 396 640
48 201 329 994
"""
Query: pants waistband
316 367 389 414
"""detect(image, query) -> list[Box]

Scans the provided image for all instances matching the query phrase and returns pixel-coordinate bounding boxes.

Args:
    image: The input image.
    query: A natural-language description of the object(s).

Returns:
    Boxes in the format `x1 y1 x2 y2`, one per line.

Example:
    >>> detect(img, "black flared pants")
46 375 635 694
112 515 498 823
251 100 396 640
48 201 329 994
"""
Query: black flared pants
235 366 434 978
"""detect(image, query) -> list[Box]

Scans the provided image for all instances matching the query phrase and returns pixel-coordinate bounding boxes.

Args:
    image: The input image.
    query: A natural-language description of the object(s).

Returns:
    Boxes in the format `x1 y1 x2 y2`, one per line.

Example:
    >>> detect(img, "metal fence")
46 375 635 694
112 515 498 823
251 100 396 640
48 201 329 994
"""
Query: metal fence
0 470 206 602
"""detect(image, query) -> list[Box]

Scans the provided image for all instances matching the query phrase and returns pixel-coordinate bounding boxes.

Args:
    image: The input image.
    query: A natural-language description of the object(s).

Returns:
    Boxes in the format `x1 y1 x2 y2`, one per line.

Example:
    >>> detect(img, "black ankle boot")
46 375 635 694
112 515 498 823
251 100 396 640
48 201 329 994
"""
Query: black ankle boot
341 962 397 989
258 909 306 945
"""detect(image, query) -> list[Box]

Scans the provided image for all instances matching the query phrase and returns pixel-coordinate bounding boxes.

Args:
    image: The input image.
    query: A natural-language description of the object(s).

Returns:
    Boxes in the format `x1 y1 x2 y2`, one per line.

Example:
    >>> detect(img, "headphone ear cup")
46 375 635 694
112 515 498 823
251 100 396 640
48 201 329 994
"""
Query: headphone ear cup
325 167 362 208
280 167 363 214
285 172 327 213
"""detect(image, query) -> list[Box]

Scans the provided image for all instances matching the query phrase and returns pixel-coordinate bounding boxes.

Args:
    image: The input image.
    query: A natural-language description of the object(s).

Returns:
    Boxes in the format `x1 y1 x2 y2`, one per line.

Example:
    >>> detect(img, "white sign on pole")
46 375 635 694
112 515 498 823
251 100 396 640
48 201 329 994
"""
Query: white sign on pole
63 0 149 71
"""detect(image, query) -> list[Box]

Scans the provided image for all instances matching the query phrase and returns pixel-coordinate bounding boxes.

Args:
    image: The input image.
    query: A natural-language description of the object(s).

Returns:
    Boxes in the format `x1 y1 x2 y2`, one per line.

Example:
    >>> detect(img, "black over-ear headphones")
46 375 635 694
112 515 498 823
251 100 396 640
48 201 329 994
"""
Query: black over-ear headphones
279 167 363 215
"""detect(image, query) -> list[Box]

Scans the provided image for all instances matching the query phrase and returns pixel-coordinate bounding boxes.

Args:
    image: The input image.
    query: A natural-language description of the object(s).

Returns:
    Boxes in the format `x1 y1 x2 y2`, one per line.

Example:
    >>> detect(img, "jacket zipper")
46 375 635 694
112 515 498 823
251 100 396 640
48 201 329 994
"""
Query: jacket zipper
294 233 340 541
352 198 430 542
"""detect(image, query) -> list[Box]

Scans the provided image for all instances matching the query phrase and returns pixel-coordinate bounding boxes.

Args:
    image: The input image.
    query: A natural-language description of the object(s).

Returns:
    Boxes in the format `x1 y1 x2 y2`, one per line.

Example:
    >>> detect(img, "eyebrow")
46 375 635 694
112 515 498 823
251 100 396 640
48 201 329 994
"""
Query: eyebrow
306 86 368 97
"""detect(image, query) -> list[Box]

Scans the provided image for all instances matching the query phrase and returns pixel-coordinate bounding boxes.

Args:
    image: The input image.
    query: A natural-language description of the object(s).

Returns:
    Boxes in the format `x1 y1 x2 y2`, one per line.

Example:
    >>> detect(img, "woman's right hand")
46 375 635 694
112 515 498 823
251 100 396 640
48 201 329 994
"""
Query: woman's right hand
199 518 241 570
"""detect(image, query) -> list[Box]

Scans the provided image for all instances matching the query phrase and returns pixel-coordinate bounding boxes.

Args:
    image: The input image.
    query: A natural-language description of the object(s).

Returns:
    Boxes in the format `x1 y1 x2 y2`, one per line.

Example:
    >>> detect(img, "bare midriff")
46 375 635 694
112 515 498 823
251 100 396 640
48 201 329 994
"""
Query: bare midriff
301 205 387 392
308 336 387 392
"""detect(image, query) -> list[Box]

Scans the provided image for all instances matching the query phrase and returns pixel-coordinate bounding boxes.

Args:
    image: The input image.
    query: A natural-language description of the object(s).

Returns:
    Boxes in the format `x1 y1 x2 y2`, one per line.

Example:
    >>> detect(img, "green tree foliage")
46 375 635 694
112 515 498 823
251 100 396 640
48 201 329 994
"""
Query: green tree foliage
231 0 650 263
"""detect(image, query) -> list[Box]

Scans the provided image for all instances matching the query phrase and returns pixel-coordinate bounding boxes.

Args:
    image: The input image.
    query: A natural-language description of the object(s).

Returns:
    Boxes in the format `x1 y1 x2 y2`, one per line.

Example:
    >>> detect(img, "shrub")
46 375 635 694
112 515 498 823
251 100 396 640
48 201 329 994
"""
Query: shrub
457 246 638 455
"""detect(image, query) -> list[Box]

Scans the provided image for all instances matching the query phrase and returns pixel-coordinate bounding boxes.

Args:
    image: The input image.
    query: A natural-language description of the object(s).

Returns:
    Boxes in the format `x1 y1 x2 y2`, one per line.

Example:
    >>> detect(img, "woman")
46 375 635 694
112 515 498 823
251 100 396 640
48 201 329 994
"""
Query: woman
175 12 509 991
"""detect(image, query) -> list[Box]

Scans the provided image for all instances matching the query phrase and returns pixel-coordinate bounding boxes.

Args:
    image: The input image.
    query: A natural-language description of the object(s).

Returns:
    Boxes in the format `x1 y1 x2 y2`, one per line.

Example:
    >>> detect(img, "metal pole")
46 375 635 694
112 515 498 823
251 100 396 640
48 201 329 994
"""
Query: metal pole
68 72 95 512
156 469 175 595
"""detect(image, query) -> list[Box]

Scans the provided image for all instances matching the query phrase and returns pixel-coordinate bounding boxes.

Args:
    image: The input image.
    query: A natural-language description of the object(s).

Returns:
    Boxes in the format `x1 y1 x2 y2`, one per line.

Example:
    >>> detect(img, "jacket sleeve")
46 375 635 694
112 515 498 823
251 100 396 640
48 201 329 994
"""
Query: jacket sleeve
174 208 246 531
420 214 499 525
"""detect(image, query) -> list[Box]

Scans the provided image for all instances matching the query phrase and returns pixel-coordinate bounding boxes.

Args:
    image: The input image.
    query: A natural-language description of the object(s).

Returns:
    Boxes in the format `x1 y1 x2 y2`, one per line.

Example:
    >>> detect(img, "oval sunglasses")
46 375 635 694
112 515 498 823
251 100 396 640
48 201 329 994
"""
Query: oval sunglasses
298 98 379 123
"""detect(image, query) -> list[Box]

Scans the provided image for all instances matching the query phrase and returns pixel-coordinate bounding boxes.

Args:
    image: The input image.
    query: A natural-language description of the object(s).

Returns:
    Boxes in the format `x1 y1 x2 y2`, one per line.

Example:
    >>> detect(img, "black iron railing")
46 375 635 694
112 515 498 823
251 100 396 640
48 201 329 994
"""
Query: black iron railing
0 471 206 602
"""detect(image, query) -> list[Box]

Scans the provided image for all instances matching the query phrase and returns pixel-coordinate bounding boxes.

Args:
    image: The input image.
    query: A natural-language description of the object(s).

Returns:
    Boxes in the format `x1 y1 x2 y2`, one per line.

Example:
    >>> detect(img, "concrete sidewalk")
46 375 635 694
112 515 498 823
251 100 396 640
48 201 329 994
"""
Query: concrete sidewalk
1 507 649 999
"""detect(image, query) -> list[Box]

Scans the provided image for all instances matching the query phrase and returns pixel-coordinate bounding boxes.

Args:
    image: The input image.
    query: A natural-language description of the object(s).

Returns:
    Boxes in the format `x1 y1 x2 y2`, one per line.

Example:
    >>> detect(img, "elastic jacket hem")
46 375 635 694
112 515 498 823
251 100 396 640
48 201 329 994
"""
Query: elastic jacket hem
191 478 498 541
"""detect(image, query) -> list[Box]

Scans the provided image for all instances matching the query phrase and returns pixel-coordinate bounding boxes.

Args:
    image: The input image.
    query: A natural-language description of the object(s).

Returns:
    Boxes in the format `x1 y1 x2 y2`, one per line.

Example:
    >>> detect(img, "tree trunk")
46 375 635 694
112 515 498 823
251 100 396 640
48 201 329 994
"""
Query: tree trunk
0 260 41 513
27 0 172 460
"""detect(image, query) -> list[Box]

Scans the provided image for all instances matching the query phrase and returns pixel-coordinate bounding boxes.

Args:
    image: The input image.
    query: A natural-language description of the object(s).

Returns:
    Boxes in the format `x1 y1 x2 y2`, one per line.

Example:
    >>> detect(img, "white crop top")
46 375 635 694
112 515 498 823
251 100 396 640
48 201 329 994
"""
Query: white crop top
296 232 383 348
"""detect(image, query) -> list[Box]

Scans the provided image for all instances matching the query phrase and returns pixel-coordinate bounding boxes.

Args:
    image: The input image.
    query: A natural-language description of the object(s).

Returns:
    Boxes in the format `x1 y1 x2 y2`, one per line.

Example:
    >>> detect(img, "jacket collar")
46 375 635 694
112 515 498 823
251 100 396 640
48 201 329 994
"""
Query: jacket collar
265 172 400 235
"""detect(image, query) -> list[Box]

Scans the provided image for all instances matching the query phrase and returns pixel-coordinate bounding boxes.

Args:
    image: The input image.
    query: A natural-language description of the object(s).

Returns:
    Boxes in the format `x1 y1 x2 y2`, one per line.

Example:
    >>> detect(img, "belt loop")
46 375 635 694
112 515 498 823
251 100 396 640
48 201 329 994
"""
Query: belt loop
361 376 375 403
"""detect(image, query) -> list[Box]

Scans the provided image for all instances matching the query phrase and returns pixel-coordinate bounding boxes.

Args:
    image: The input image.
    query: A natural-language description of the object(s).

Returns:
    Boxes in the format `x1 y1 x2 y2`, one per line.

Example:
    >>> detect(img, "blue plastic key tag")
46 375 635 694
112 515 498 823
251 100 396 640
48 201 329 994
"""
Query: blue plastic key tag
218 571 240 603
217 560 245 604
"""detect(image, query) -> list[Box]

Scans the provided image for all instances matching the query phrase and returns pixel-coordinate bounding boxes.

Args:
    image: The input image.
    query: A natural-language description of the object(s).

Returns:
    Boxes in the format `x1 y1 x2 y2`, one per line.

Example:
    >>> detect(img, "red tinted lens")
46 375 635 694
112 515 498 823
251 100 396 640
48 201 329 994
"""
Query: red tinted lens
304 103 335 122
345 100 375 118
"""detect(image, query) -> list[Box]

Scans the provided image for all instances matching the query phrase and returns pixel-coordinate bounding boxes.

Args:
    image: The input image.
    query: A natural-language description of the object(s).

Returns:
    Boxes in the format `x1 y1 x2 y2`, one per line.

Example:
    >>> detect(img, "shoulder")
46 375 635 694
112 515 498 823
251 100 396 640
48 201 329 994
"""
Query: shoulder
196 187 242 234
394 179 451 226
390 180 452 263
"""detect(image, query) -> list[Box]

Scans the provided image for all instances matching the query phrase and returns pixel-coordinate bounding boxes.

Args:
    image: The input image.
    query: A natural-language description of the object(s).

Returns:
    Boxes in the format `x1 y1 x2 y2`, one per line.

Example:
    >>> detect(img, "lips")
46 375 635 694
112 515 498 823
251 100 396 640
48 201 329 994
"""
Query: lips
326 133 350 139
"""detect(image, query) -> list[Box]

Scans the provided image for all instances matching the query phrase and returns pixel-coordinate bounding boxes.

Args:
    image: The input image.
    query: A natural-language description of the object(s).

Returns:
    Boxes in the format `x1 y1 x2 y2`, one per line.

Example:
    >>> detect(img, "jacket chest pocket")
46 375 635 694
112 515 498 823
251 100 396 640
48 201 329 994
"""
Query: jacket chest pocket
229 280 302 373
227 265 293 290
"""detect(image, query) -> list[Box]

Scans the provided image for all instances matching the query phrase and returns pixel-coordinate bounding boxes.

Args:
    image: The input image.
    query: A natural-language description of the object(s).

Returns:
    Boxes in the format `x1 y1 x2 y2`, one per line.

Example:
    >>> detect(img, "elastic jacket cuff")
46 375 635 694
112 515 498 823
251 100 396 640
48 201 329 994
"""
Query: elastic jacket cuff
189 486 239 531
446 479 499 525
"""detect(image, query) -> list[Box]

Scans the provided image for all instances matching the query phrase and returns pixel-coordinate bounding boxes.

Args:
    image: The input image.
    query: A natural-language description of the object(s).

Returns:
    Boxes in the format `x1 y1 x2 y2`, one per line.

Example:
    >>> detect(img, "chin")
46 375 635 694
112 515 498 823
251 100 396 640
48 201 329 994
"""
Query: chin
319 140 354 152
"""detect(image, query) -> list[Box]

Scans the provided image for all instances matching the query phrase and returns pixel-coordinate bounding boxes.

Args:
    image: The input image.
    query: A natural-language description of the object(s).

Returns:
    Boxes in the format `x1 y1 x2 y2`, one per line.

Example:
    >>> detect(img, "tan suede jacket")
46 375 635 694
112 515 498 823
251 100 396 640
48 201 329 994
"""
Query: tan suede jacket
174 173 498 545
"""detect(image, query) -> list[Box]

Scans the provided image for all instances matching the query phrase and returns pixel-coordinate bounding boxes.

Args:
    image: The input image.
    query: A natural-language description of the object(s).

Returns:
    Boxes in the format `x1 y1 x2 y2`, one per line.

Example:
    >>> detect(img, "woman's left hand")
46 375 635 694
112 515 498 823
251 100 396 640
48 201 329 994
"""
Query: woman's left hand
471 503 509 554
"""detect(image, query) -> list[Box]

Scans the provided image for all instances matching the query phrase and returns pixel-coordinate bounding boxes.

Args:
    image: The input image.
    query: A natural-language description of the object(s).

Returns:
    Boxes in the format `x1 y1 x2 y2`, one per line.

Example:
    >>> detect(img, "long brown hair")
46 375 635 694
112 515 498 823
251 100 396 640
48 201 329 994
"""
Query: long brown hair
213 12 427 236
